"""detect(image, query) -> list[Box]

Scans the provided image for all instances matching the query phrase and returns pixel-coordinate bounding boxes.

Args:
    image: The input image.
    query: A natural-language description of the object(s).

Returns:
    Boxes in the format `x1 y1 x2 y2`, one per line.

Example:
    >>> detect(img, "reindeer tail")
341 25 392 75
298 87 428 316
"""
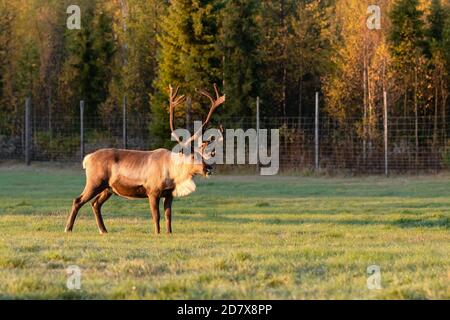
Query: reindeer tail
82 154 92 170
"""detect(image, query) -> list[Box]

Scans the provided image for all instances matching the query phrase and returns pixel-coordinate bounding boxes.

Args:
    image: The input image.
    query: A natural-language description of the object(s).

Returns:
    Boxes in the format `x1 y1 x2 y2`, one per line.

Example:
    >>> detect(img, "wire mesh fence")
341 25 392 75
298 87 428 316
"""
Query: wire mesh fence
0 101 154 163
1 103 449 174
220 115 449 173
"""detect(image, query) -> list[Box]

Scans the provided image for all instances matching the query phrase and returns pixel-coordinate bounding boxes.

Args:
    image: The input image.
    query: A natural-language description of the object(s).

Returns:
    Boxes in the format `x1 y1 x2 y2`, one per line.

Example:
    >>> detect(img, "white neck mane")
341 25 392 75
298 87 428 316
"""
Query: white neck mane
173 178 196 197
170 152 198 198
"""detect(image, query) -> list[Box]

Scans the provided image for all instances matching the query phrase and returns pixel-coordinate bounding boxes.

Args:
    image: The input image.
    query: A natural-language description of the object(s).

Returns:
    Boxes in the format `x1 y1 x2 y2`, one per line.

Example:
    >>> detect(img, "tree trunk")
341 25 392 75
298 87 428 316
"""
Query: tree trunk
363 47 368 162
48 87 52 136
282 67 287 116
298 78 302 128
367 51 373 155
414 67 419 166
434 84 438 145
280 0 287 117
404 79 408 117
442 78 448 144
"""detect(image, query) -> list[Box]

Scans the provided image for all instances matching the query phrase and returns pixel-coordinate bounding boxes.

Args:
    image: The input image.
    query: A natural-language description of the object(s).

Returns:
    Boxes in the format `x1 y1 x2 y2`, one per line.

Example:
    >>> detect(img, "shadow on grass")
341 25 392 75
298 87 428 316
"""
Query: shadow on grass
0 290 102 300
3 205 449 231
178 214 450 230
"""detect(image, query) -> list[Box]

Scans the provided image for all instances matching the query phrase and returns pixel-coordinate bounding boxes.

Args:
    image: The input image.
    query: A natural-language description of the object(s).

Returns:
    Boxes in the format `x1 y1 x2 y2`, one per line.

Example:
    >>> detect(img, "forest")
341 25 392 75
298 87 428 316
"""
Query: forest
0 0 449 157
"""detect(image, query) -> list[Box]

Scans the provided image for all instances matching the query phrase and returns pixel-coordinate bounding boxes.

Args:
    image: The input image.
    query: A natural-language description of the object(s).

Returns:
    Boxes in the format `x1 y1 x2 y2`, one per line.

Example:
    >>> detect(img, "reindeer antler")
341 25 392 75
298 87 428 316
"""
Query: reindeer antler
181 84 226 146
169 84 225 148
196 83 226 130
168 84 186 144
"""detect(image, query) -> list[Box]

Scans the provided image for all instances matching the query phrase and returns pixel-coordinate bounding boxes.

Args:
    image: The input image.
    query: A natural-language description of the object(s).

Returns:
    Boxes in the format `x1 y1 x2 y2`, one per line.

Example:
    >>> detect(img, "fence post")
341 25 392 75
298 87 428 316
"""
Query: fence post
383 90 388 176
80 100 85 162
256 96 260 173
123 95 127 149
25 98 31 166
315 92 320 172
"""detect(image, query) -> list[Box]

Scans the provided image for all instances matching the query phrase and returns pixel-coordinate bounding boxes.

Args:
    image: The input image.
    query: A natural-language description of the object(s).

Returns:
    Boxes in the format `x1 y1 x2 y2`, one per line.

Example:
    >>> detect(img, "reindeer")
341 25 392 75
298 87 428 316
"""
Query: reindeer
64 84 225 235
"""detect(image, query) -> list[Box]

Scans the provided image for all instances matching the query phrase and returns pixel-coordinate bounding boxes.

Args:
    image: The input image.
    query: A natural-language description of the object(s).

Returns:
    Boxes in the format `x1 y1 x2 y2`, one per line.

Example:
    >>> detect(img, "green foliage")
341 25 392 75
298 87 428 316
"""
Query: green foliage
0 0 449 150
0 0 13 134
290 0 334 117
60 0 116 118
34 132 80 161
442 5 450 67
389 0 428 64
256 0 297 116
428 0 446 43
101 0 165 137
387 0 435 123
220 0 260 118
0 1 43 135
151 0 223 145
0 1 11 99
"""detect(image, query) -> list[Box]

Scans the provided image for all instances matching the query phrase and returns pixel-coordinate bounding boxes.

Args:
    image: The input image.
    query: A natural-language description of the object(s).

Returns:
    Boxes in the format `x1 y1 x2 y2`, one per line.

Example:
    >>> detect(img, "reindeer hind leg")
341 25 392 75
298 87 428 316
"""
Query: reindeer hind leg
65 182 106 233
91 189 112 234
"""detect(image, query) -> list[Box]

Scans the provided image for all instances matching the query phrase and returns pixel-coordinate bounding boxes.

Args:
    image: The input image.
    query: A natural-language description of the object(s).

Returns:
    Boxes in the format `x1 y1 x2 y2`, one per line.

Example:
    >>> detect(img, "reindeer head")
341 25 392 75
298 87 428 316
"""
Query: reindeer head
169 84 225 177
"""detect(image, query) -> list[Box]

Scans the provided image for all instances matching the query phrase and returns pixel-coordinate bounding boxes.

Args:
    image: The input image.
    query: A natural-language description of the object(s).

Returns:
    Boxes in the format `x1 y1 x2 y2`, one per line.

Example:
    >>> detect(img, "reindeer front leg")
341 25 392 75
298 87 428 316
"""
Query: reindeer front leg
164 195 173 234
148 194 161 234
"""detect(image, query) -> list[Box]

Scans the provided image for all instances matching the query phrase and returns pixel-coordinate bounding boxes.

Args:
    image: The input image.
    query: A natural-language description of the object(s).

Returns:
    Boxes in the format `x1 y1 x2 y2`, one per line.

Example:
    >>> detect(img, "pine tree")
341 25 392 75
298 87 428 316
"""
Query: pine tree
389 0 428 65
33 0 66 134
151 0 223 145
444 6 450 68
101 0 166 137
290 0 334 119
428 0 446 42
257 0 297 117
389 0 430 162
427 0 449 141
220 0 260 118
4 0 41 135
443 11 450 135
0 0 11 99
0 0 13 134
60 0 116 119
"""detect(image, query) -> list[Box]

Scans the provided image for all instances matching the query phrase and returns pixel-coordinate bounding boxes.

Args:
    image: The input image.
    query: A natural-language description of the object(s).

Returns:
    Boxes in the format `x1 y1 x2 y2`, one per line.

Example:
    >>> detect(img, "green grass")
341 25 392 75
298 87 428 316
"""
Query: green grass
0 164 449 299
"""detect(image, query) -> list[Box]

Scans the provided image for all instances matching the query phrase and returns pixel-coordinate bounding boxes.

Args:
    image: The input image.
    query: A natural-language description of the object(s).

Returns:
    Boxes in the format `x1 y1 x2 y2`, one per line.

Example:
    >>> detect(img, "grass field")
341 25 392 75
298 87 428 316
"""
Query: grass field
0 164 449 299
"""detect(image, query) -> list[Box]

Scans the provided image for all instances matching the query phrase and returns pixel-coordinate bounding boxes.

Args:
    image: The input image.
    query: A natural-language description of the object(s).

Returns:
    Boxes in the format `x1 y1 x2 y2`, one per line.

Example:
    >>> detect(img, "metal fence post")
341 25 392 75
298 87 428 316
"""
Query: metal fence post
123 95 127 149
80 100 85 161
384 90 388 176
315 92 320 172
256 96 260 173
25 98 31 166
